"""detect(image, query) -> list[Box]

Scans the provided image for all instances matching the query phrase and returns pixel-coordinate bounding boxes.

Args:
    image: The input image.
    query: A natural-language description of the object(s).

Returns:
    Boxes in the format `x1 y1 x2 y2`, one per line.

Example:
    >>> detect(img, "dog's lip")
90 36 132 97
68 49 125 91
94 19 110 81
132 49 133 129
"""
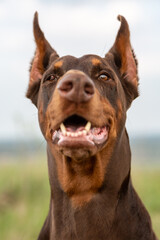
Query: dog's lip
51 121 109 147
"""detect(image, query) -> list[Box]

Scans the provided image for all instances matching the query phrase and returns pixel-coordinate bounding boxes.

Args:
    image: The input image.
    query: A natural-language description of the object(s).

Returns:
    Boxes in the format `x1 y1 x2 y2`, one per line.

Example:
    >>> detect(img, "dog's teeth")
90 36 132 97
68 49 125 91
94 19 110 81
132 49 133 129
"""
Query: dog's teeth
60 123 66 135
62 129 90 137
78 131 83 136
85 121 91 132
83 130 87 135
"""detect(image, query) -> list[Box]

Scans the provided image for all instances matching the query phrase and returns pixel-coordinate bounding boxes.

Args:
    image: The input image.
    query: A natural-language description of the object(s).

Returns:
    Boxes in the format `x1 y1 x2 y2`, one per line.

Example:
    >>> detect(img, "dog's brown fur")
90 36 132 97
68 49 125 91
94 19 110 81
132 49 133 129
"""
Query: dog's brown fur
26 12 158 240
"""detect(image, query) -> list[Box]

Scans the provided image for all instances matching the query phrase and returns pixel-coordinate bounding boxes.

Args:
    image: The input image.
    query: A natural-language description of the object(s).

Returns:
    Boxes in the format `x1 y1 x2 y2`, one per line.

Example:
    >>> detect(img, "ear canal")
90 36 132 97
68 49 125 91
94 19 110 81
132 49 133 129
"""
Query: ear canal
106 15 139 107
26 12 59 106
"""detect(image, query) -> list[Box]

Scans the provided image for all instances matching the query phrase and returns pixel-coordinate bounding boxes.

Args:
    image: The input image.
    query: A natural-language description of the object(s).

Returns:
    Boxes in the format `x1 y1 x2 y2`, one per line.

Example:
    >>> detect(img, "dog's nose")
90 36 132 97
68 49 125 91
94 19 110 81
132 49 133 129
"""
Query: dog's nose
57 71 95 103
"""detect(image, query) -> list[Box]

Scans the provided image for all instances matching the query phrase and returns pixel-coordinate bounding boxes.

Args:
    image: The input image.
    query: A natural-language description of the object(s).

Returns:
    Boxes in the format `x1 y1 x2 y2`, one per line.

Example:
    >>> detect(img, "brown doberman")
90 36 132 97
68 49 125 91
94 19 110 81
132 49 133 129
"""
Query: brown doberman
26 12 158 240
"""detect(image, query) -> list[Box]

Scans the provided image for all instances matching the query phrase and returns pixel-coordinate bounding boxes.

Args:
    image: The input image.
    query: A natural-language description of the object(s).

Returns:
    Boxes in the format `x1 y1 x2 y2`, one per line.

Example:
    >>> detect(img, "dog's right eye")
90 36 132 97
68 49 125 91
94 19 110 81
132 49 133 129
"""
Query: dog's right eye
44 74 58 83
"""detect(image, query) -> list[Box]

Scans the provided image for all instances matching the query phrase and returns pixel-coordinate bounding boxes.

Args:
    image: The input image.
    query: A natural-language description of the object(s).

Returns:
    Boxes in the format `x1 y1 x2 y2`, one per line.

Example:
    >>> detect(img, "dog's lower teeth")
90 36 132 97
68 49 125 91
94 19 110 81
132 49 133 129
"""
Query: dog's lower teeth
61 130 88 137
83 130 87 135
59 121 92 137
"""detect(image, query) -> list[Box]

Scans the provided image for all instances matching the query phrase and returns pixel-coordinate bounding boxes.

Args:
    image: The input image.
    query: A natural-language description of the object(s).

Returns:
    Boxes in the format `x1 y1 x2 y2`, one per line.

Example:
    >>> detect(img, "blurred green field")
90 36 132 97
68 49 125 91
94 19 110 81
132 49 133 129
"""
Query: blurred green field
0 156 160 240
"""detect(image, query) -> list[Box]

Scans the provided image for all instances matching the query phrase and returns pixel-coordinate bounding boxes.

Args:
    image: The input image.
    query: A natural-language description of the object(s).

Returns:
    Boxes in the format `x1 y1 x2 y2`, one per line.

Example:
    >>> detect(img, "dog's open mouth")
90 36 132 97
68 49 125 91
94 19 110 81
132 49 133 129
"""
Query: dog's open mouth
52 115 109 148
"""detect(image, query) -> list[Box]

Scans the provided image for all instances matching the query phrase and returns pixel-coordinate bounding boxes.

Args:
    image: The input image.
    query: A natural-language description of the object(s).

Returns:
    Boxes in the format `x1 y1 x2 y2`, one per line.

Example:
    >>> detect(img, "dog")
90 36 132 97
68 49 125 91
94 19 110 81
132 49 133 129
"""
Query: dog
26 12 158 240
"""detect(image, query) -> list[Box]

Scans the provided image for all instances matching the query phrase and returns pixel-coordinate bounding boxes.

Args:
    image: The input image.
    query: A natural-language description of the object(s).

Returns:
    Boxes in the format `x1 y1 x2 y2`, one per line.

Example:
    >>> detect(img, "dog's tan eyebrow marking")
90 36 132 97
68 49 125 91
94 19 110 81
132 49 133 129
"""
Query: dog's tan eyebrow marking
54 60 63 68
91 58 101 66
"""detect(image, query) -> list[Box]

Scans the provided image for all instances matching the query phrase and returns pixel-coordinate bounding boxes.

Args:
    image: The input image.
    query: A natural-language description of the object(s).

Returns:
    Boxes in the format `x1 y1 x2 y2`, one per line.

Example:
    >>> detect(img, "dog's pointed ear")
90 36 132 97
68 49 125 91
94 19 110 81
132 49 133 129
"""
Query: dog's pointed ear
26 12 59 106
105 15 139 108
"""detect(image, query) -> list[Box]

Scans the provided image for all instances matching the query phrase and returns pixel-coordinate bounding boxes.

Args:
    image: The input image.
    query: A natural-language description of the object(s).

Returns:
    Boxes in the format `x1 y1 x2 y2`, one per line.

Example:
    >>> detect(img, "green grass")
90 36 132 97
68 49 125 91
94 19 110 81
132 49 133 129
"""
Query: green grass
0 157 50 240
132 166 160 238
0 157 160 239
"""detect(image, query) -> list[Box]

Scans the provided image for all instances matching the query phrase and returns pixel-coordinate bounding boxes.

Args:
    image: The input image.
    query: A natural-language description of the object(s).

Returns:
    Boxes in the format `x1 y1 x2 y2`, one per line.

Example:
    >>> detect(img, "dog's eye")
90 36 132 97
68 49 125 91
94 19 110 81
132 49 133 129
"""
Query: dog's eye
98 74 111 81
45 74 57 82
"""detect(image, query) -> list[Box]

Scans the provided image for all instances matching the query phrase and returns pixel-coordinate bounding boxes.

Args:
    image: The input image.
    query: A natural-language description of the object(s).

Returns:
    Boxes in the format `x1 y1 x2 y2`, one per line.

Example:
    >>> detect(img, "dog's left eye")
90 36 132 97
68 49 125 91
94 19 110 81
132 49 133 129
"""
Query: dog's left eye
98 74 111 81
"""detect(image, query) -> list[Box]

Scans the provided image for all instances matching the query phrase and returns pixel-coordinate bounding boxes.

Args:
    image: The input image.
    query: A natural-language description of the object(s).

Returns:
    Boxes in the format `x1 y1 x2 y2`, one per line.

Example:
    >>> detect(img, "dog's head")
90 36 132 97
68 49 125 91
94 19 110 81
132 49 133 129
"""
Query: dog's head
27 13 138 206
27 12 138 160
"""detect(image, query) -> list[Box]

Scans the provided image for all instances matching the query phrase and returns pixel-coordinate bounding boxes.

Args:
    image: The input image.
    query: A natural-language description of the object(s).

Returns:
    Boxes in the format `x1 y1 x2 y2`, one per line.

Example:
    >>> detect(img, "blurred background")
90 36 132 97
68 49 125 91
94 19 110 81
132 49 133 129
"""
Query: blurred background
0 0 160 239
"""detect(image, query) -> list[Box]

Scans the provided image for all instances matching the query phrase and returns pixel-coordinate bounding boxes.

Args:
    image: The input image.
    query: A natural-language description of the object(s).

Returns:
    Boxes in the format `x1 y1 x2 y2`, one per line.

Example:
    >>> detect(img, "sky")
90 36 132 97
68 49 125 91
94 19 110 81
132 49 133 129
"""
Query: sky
0 0 160 140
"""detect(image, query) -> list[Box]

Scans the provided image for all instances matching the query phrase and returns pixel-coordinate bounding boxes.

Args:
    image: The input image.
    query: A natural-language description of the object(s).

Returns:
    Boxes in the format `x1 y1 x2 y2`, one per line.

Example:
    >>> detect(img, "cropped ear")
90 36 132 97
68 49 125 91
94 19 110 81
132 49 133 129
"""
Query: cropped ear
105 15 139 108
26 12 59 106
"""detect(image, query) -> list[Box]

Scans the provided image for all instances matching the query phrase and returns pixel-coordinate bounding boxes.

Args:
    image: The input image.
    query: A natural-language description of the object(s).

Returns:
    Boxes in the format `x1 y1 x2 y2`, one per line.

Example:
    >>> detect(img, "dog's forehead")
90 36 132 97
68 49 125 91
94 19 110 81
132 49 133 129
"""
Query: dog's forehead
52 54 108 71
